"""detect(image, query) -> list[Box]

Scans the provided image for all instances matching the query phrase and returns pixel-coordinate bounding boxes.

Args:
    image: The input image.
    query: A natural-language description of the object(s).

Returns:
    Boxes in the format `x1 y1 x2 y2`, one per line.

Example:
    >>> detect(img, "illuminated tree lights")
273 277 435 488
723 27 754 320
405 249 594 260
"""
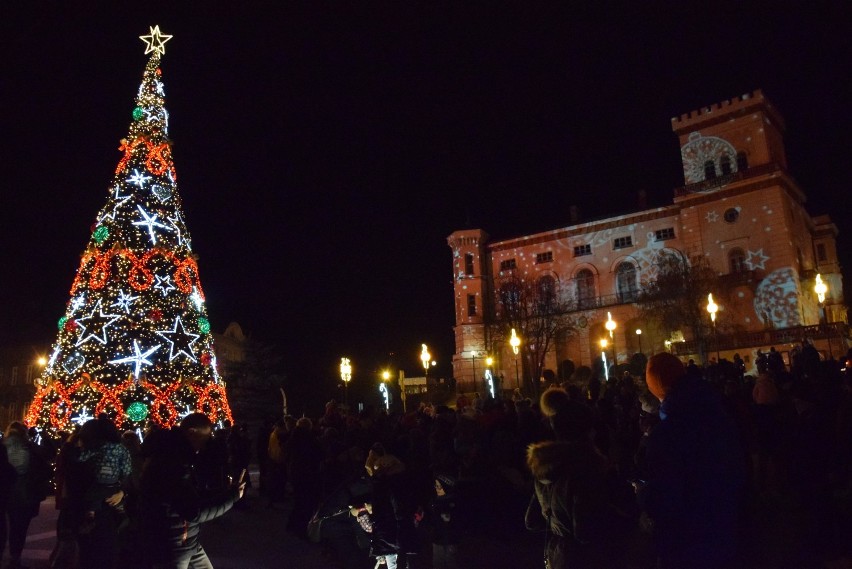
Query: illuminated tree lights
26 27 233 433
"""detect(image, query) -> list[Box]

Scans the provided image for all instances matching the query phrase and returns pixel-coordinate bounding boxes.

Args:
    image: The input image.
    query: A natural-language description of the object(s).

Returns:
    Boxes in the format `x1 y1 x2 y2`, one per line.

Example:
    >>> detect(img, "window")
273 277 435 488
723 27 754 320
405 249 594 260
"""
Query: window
704 160 717 180
467 294 477 317
616 262 639 303
724 208 739 223
655 227 675 241
736 151 748 171
573 244 591 257
25 365 33 382
464 253 475 276
499 282 521 311
500 259 516 271
613 236 633 250
729 248 746 273
538 276 557 305
535 251 553 264
575 269 595 309
11 367 18 386
816 243 827 263
720 155 732 175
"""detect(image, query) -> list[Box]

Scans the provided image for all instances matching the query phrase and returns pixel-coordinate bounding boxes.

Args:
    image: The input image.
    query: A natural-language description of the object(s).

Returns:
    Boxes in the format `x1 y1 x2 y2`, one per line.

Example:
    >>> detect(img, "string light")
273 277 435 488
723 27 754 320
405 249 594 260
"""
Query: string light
26 27 231 434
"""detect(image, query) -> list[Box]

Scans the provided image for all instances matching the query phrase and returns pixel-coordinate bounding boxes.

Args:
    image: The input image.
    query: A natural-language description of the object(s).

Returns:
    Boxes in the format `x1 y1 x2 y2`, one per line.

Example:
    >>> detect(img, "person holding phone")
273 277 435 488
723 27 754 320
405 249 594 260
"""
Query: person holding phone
139 413 247 569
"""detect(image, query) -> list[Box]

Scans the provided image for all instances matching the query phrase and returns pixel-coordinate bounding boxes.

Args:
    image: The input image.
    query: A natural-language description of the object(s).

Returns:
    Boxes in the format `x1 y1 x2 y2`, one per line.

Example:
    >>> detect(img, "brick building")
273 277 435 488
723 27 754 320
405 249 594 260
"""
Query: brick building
0 345 47 428
448 90 847 393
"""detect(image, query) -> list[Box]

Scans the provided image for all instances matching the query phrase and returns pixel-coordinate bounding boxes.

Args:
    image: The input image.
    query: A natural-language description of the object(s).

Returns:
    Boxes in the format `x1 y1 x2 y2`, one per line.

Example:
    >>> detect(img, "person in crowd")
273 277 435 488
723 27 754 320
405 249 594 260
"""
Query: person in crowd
0 444 19 568
138 413 245 569
430 473 459 569
74 417 133 569
283 417 323 537
358 443 409 569
526 388 623 568
227 423 252 509
2 422 51 569
640 353 746 569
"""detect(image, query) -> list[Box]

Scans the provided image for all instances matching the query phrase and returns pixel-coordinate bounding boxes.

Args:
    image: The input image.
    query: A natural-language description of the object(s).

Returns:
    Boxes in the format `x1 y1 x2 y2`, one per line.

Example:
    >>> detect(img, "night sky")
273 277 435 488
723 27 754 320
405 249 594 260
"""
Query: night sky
2 4 849 407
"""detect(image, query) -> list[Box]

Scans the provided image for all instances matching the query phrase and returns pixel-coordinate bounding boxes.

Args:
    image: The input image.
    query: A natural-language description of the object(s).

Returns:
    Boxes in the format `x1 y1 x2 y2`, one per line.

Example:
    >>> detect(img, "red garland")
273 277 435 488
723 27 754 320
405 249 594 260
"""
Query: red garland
72 248 204 296
90 378 134 422
141 378 183 429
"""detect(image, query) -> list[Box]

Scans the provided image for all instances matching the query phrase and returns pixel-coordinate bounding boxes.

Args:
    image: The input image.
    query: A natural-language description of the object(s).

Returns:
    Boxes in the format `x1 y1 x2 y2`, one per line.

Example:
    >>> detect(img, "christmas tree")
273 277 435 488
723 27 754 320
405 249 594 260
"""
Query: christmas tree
26 26 233 433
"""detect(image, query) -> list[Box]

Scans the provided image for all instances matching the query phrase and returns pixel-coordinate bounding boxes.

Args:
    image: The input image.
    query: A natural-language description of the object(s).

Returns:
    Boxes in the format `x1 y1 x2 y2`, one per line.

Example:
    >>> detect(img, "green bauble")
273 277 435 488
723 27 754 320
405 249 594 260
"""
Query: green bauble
132 106 144 121
198 317 211 334
93 225 109 244
126 401 149 422
58 316 68 330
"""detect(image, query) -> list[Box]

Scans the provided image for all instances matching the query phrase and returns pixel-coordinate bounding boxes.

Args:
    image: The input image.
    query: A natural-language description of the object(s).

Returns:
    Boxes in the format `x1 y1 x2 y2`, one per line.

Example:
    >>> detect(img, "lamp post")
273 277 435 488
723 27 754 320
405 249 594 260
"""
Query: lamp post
605 312 617 364
485 356 495 398
470 350 479 389
421 343 431 387
706 293 720 362
635 328 643 356
815 273 832 357
379 370 390 411
509 328 521 390
664 339 672 353
600 338 609 381
340 357 352 407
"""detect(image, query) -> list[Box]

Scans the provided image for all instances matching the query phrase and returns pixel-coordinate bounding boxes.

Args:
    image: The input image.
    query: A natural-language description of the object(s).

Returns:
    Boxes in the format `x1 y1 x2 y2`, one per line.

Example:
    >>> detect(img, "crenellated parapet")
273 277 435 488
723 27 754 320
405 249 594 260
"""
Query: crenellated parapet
671 89 785 133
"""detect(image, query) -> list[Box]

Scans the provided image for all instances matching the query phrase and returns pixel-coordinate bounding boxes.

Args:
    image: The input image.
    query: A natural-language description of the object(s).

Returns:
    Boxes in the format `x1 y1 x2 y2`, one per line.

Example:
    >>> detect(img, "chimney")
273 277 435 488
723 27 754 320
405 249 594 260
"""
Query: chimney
569 205 580 224
638 190 648 210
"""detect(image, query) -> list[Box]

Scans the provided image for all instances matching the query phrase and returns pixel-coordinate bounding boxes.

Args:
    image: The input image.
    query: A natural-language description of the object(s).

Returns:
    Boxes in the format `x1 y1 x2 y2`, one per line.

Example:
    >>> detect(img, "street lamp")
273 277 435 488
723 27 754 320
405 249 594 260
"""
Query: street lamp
706 293 720 362
470 350 480 388
600 338 609 381
36 356 47 367
635 328 643 355
815 274 832 357
605 312 617 364
421 343 431 382
509 328 521 390
379 370 390 411
485 356 495 397
664 339 672 352
340 357 352 406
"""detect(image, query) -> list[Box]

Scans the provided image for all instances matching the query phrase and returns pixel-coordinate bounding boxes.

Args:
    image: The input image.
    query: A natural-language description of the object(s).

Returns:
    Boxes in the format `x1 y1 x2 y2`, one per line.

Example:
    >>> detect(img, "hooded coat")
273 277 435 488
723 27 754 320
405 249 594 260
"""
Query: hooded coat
642 375 745 569
525 440 613 568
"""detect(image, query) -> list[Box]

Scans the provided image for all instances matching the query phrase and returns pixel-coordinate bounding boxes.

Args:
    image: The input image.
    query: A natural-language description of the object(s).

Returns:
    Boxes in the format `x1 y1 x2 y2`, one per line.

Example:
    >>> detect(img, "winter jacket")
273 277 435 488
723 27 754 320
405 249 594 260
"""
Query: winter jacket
139 429 238 560
525 440 614 568
642 376 745 569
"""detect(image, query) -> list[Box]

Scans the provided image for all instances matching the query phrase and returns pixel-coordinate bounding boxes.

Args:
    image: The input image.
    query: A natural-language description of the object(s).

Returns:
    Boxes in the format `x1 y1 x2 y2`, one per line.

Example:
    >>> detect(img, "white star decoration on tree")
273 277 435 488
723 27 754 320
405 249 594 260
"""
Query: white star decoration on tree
705 211 719 223
70 294 87 313
139 25 172 56
111 289 139 314
154 274 176 297
133 205 173 244
109 340 161 379
99 184 132 223
190 287 204 310
156 317 200 361
75 300 121 346
745 249 770 270
127 169 152 188
71 407 93 426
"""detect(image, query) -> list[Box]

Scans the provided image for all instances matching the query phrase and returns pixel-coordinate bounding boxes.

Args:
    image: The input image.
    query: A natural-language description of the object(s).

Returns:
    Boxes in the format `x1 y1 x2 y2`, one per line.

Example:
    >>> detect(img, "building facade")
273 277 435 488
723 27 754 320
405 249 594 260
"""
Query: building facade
0 345 47 428
448 90 846 393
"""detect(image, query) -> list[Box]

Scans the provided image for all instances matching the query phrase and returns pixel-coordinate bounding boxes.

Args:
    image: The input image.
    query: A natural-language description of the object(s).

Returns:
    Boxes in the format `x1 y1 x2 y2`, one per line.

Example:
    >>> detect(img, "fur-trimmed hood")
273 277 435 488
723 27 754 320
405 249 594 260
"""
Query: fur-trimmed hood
526 440 605 482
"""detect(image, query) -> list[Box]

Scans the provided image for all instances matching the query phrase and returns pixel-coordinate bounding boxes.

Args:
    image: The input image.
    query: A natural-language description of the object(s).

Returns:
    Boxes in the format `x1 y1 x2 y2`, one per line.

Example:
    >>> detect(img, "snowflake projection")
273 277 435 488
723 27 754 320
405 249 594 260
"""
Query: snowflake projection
753 267 803 328
745 249 770 270
705 211 719 223
680 132 737 184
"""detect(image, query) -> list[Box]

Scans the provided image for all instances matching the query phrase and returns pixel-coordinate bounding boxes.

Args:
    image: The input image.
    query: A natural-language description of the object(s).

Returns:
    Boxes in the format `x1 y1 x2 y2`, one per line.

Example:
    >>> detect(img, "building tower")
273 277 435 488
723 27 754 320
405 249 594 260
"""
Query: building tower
447 229 490 393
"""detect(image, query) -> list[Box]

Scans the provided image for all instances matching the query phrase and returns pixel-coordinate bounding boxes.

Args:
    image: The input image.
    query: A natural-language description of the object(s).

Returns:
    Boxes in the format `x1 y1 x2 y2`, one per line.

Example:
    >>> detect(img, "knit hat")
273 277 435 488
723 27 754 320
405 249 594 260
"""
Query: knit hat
645 352 686 401
435 473 457 490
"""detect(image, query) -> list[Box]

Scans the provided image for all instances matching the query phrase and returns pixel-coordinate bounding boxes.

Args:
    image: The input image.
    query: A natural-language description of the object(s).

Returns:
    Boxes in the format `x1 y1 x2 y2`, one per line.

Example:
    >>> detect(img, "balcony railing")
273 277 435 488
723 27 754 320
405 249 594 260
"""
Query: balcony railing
670 322 849 356
674 163 781 197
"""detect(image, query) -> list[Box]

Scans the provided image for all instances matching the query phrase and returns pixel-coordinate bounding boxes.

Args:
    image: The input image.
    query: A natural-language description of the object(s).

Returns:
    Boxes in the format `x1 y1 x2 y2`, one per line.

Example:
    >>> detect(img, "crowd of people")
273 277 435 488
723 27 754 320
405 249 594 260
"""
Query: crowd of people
1 341 851 568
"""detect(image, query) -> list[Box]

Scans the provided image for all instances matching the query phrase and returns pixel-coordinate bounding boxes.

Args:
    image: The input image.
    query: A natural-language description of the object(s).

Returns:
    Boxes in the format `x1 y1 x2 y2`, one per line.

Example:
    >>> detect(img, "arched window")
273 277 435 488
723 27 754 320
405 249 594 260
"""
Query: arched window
720 155 732 175
616 262 638 303
499 282 521 317
537 275 557 307
729 248 746 274
575 269 595 309
704 160 717 180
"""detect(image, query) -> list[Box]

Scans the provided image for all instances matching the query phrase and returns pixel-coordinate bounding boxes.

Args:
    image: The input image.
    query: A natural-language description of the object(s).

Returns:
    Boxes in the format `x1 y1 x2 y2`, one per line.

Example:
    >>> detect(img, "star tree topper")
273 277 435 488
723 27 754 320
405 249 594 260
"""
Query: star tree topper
140 25 172 56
